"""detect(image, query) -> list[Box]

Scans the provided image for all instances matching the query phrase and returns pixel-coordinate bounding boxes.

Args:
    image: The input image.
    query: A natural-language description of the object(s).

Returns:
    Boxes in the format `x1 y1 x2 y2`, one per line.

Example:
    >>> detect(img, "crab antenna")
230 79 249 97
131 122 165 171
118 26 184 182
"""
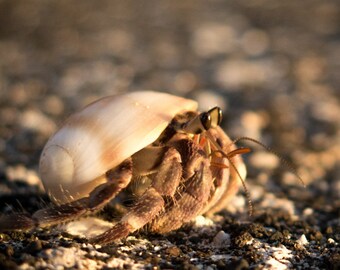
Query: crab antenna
205 132 253 216
229 136 305 187
228 156 253 216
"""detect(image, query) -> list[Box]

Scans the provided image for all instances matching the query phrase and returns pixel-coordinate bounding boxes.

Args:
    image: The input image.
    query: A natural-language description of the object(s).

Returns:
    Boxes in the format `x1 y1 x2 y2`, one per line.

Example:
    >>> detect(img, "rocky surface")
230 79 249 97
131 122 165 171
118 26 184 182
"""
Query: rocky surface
0 1 339 269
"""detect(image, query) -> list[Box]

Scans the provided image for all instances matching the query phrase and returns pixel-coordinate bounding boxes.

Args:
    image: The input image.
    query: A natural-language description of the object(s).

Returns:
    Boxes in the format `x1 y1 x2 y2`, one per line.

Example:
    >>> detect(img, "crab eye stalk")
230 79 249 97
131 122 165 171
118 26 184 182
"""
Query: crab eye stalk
181 106 223 134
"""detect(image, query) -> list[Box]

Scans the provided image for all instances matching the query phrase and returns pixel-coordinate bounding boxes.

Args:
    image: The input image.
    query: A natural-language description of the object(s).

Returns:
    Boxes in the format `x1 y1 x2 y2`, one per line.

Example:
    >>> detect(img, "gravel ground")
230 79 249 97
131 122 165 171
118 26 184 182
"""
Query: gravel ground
0 1 339 269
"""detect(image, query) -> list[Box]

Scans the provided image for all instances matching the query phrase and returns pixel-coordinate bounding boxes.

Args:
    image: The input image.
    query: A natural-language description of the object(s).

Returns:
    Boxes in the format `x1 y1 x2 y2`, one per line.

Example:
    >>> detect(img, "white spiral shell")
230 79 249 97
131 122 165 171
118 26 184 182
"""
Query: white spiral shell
39 91 198 204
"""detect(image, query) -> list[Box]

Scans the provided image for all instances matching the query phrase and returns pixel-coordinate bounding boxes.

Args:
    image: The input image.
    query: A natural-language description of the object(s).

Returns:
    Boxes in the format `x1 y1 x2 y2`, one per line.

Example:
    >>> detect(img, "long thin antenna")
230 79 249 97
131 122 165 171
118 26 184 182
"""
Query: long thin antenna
228 156 253 216
229 136 305 187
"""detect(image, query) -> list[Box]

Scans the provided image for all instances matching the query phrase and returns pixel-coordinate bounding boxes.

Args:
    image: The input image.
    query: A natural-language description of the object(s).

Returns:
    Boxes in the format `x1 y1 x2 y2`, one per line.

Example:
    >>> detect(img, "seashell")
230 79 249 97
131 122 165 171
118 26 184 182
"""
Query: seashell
39 91 197 203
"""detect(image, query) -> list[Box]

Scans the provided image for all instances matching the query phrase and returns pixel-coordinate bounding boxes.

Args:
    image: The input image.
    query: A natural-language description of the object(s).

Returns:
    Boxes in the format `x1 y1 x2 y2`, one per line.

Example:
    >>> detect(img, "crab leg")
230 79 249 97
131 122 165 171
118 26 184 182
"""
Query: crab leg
0 159 133 231
90 187 164 245
91 147 183 245
150 157 212 233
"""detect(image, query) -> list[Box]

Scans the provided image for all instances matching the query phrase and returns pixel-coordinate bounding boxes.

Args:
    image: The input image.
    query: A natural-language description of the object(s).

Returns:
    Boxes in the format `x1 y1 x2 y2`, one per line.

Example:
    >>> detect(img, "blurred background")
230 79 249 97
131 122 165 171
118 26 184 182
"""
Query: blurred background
1 0 339 202
0 0 339 267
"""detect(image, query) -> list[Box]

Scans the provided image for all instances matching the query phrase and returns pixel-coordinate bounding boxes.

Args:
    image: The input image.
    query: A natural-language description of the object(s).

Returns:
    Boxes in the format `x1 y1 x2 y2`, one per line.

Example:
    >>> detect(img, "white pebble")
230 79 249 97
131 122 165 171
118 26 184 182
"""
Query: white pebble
191 23 236 58
62 217 113 238
213 230 231 247
194 215 214 227
194 90 227 112
297 234 309 246
19 109 57 136
154 246 161 252
249 151 279 170
303 208 314 216
327 238 335 244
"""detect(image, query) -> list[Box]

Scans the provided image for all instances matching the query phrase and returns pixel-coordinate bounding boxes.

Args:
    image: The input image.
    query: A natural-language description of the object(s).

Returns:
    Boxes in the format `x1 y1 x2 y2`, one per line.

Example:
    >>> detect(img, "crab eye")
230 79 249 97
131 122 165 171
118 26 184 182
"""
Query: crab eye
200 112 211 130
207 107 222 128
180 106 223 134
199 107 223 131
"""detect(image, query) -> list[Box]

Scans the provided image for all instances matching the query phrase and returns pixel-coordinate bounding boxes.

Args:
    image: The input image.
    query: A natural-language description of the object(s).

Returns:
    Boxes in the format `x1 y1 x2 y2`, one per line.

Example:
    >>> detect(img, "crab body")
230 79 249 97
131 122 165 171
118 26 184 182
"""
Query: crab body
0 91 246 245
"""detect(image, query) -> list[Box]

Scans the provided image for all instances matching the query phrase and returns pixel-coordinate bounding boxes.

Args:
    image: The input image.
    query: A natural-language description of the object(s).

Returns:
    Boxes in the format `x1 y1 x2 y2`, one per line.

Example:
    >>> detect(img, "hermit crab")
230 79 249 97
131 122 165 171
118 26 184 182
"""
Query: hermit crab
0 91 251 245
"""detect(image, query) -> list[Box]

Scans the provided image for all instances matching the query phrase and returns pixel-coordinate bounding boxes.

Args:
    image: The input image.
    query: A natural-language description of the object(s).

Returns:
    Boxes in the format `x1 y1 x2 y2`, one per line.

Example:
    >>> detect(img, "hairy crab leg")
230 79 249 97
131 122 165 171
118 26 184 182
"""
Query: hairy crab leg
150 156 212 233
0 159 133 231
91 146 184 245
90 187 164 245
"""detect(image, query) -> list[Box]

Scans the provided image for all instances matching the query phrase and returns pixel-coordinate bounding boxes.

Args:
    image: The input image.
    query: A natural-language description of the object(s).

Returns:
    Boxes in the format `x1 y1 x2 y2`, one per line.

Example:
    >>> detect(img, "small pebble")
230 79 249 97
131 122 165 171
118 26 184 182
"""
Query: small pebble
296 234 309 246
194 216 213 227
249 151 279 170
194 90 227 112
327 238 335 244
303 208 314 216
165 246 181 257
212 230 231 247
153 246 161 252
